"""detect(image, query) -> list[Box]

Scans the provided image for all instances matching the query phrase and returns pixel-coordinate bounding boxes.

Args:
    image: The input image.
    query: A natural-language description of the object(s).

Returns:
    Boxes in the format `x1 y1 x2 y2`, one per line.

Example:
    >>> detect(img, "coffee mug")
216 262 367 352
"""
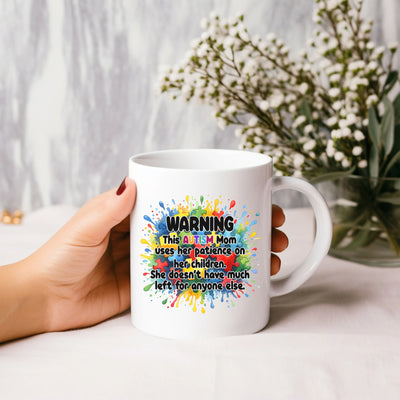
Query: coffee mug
129 149 332 338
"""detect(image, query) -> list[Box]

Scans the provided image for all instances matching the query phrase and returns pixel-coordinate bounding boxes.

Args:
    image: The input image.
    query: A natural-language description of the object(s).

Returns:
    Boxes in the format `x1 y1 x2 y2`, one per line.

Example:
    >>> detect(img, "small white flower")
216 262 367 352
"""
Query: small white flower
366 41 375 50
299 49 307 58
330 74 341 83
226 105 237 115
352 146 363 156
293 170 302 177
234 128 243 137
319 59 331 69
339 119 349 129
298 82 308 94
327 37 339 50
248 117 258 127
303 139 316 151
243 59 258 75
270 92 285 108
358 160 368 168
326 0 341 11
334 152 345 162
362 118 369 126
217 118 227 130
367 61 378 71
181 85 192 95
346 113 357 125
259 100 269 111
293 115 307 128
374 46 385 56
326 116 338 126
349 60 365 71
200 31 210 41
293 154 305 168
341 158 351 168
223 37 235 48
332 101 343 111
343 39 355 49
304 124 315 134
328 88 341 98
197 43 209 57
331 129 341 139
341 127 351 137
354 130 365 141
366 95 379 107
327 140 335 157
266 32 276 42
389 42 398 51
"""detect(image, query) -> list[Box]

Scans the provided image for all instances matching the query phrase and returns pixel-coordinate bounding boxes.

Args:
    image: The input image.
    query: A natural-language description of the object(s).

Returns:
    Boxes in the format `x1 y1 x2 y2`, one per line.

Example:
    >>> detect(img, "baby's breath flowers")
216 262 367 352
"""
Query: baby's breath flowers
158 0 400 181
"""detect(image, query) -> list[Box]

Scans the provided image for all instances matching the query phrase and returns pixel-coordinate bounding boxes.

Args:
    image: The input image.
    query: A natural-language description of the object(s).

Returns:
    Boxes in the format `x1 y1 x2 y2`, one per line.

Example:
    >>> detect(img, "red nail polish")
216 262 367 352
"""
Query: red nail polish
116 177 127 195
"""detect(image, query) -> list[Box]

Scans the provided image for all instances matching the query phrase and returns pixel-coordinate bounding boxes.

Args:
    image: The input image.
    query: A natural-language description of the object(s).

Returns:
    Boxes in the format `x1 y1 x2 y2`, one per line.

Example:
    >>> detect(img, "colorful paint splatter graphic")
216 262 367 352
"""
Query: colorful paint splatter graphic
140 196 259 312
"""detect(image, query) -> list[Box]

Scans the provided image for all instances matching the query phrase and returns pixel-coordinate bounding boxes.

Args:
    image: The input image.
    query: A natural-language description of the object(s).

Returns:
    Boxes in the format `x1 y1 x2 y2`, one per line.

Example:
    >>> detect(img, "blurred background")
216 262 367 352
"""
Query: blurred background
1 0 399 212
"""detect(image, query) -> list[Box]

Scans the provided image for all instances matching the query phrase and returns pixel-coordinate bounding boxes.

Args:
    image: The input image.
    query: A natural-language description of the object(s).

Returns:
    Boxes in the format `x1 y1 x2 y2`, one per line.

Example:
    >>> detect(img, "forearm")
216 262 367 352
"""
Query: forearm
0 260 49 343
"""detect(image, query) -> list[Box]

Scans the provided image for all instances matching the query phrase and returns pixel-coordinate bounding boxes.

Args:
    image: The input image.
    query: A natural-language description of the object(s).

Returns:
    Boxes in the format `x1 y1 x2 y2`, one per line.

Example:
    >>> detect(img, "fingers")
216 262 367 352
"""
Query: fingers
272 228 288 253
272 204 285 228
61 177 137 247
270 254 281 276
271 205 288 277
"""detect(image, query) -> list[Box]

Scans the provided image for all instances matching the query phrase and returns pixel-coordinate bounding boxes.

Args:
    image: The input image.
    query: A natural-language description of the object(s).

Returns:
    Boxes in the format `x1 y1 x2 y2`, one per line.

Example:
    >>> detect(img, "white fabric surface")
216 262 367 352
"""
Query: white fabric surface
0 206 399 400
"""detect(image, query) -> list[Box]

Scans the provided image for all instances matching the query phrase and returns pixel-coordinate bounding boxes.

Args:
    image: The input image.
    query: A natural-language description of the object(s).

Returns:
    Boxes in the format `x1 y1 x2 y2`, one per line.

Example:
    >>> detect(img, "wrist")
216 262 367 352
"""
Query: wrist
0 258 51 342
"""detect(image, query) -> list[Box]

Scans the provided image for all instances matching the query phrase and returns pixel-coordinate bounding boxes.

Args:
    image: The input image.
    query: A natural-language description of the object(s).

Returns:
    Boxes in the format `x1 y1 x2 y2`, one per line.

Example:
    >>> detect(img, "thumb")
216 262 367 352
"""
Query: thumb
62 177 136 246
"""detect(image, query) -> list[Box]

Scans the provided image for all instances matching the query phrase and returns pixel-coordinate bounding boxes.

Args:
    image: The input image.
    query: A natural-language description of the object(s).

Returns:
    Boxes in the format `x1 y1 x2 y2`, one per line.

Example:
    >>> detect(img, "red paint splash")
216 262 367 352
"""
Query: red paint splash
229 200 236 209
148 224 154 231
153 259 169 273
213 210 224 217
211 253 239 272
171 295 179 308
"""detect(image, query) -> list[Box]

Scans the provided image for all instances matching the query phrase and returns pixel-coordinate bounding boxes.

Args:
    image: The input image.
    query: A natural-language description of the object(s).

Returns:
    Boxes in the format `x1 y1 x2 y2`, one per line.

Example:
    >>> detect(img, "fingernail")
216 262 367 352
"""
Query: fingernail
116 177 127 195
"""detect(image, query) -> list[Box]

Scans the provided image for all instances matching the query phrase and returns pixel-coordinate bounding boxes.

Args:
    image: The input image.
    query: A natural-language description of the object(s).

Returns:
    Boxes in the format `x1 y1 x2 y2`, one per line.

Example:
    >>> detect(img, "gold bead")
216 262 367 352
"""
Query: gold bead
13 210 23 218
12 216 22 225
2 215 12 224
1 210 11 218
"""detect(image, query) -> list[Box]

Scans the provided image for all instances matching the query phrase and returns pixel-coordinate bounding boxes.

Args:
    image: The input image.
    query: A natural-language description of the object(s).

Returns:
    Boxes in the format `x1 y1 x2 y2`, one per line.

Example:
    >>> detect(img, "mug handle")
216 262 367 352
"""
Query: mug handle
270 176 332 297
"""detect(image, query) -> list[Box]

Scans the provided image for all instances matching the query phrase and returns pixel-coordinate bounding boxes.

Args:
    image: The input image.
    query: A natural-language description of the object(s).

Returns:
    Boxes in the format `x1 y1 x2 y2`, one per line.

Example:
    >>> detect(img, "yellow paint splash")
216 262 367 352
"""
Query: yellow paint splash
174 288 203 312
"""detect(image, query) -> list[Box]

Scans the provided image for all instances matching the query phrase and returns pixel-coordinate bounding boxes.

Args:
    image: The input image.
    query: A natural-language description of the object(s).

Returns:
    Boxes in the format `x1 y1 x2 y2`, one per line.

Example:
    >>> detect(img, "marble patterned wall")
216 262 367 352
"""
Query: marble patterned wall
1 0 399 211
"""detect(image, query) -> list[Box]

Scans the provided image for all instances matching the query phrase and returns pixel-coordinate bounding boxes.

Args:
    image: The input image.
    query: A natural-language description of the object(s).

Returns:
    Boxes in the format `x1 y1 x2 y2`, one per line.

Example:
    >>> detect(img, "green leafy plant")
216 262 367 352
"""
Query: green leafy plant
158 0 400 259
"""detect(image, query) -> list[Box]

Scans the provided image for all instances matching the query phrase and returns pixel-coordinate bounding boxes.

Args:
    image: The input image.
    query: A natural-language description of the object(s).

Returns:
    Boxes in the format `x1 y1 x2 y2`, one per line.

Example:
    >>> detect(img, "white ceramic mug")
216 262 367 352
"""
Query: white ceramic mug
129 149 332 338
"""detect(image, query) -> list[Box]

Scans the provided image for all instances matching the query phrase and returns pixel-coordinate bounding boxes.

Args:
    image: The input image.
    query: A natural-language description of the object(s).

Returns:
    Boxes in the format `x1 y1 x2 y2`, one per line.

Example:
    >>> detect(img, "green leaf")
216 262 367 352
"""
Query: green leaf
381 96 395 157
368 106 380 147
393 92 400 126
377 190 400 205
331 225 351 249
342 221 374 250
375 207 400 255
299 100 312 123
382 70 399 96
383 150 400 177
309 167 355 184
369 144 379 178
